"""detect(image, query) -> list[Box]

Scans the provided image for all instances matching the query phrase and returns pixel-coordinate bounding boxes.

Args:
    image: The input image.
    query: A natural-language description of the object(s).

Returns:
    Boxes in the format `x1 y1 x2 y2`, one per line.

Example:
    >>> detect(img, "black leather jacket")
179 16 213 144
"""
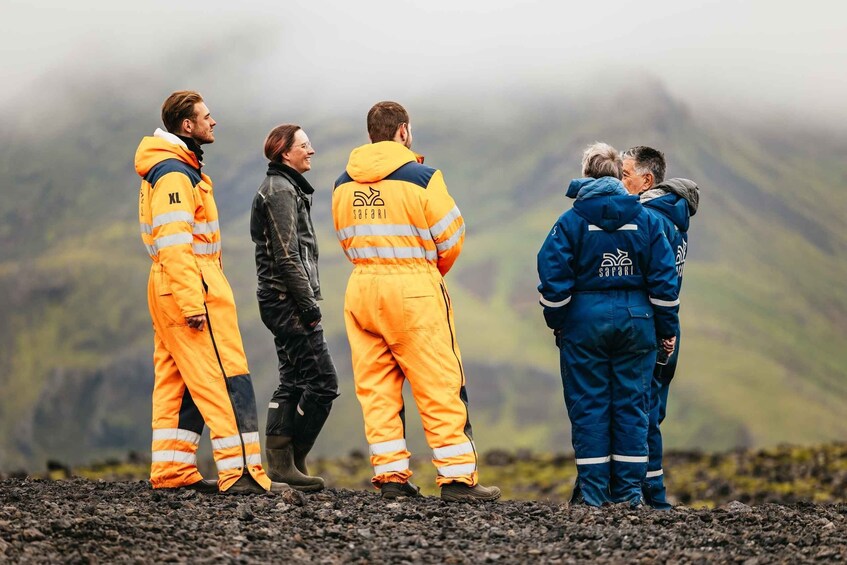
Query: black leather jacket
250 162 321 312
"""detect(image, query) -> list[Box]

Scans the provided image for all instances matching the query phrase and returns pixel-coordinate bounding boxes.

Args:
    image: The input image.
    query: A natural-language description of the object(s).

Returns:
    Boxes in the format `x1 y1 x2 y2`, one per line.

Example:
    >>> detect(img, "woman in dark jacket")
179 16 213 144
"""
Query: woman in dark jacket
250 124 339 491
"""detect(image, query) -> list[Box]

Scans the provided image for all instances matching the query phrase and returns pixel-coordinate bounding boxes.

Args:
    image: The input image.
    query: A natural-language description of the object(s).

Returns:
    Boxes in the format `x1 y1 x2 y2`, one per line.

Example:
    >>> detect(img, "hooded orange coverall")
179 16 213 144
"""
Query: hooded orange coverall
332 141 478 487
135 128 270 491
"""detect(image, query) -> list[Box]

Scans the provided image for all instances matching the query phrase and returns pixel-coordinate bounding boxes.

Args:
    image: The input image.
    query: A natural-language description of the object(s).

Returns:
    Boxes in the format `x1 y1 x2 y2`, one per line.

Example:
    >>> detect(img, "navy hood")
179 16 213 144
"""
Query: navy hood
567 177 641 232
640 178 699 232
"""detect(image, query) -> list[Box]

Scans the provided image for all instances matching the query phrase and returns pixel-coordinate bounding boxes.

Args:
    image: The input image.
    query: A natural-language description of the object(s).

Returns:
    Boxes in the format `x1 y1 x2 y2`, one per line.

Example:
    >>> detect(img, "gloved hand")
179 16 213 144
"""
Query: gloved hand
299 305 322 329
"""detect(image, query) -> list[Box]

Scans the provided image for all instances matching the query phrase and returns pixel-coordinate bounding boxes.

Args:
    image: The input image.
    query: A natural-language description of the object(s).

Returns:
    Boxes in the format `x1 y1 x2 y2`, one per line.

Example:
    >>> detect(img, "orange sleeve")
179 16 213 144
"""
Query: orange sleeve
424 170 465 275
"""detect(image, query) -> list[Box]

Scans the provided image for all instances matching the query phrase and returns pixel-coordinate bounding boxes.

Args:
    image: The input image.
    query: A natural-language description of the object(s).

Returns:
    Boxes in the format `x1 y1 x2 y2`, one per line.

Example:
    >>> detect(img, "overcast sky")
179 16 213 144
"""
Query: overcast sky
2 0 846 127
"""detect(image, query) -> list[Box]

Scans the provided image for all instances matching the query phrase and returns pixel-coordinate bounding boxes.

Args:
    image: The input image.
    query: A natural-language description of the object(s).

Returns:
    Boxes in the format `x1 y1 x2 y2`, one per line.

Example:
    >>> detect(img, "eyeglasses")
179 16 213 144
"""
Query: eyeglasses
294 141 313 150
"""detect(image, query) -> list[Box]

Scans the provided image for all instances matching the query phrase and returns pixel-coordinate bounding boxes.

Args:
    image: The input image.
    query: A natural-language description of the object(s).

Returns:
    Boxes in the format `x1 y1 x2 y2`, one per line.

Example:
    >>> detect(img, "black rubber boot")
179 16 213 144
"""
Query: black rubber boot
440 482 501 502
291 398 333 477
266 436 325 492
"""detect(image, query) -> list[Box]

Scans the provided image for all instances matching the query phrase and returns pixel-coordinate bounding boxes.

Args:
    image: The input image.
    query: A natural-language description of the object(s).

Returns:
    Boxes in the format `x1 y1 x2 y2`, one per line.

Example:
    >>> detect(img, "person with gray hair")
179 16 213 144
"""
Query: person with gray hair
622 146 700 510
537 142 680 507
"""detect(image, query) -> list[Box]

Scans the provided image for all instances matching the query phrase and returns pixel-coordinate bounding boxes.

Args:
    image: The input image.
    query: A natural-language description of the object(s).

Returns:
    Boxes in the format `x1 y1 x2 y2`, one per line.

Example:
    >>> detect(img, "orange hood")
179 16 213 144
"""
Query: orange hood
135 128 200 178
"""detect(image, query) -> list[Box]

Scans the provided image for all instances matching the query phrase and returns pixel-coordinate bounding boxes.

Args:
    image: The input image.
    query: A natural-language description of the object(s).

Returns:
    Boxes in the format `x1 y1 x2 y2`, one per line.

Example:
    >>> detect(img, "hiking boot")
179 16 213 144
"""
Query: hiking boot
159 478 218 494
223 474 290 495
267 446 325 492
380 481 421 499
440 482 501 502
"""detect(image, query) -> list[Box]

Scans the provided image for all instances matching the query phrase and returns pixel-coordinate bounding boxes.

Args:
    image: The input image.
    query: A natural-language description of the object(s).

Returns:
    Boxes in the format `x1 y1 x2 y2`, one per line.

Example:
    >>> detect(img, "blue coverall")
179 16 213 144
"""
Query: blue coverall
538 177 679 506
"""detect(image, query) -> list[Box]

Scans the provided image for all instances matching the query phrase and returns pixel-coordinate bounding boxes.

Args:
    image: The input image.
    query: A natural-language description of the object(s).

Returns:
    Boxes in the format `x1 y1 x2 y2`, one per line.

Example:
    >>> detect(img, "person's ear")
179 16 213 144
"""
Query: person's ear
644 172 654 188
182 118 193 135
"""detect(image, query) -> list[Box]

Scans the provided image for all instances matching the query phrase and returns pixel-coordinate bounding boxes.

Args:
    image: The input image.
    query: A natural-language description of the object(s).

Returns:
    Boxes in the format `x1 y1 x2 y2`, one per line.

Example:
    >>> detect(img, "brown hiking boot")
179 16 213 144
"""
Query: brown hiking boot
223 474 289 495
159 478 218 494
267 446 325 492
379 481 421 499
440 482 501 502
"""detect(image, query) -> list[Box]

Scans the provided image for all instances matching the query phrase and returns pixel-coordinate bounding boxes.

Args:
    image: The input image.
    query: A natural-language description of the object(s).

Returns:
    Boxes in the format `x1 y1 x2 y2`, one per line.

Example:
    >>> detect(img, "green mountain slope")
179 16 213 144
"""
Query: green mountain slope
1 75 845 471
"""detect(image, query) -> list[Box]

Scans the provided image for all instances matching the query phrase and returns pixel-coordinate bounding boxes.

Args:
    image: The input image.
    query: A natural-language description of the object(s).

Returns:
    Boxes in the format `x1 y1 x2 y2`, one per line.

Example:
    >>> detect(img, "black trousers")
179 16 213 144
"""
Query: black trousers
257 289 339 446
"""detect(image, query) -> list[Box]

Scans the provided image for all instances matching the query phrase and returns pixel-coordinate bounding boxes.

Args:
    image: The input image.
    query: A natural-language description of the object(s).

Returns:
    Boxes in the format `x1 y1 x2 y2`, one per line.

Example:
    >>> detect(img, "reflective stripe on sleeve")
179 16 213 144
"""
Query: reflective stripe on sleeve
369 439 408 456
193 220 220 234
373 459 410 475
336 224 432 241
155 233 193 249
436 462 477 477
575 456 611 465
151 450 197 465
345 246 437 261
145 243 158 257
539 295 571 308
153 211 194 228
646 469 664 478
193 241 222 255
649 297 680 307
430 206 462 237
432 441 475 460
435 224 465 253
141 223 153 235
152 428 201 445
611 454 649 463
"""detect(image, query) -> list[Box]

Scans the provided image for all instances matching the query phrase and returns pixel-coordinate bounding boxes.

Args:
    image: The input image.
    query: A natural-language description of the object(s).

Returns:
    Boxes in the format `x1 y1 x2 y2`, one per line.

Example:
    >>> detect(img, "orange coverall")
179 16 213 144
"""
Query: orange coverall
135 128 270 491
332 141 478 487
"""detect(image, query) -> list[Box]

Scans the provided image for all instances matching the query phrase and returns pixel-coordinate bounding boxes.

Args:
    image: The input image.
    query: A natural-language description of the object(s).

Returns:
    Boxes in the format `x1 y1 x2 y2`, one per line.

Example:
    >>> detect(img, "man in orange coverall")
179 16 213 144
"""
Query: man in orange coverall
332 101 500 502
135 91 285 494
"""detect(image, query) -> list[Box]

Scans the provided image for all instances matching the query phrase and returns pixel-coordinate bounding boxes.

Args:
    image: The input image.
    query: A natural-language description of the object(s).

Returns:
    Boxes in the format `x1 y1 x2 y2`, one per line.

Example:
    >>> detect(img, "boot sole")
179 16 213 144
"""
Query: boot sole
441 491 501 502
289 483 325 493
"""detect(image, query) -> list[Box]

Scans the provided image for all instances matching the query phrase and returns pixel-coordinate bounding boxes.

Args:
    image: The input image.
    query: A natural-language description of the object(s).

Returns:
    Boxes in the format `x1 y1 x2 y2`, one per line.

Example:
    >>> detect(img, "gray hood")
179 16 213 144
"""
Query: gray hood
643 177 700 216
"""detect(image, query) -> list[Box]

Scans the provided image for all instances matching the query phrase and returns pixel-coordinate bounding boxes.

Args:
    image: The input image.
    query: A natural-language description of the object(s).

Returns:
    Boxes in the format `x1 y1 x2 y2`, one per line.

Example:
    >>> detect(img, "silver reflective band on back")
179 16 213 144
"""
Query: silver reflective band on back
432 441 475 460
539 294 571 308
193 241 222 255
151 450 197 465
373 459 410 474
649 297 680 307
646 469 664 478
435 224 465 253
345 246 437 261
436 462 477 477
369 439 408 456
211 433 243 451
153 211 194 228
430 206 462 237
575 456 611 465
152 428 201 446
193 220 220 235
216 455 246 471
336 224 432 241
587 224 638 231
611 454 649 463
155 233 193 249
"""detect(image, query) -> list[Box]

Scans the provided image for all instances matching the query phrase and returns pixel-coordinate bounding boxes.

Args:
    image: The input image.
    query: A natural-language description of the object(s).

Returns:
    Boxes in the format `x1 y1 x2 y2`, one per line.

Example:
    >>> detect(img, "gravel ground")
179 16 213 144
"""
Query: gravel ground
1 478 845 563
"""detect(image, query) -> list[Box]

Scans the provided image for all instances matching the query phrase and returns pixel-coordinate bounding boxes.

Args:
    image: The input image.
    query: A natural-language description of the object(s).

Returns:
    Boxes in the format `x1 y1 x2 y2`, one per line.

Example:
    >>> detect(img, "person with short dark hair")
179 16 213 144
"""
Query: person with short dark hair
537 142 680 507
331 101 500 502
135 91 286 494
250 124 339 491
622 146 700 509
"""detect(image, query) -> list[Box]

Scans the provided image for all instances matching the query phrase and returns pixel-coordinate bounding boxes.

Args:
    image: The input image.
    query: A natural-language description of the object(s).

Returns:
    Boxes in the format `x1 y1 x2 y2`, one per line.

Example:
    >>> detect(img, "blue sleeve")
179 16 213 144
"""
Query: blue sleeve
537 217 575 329
645 217 680 338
